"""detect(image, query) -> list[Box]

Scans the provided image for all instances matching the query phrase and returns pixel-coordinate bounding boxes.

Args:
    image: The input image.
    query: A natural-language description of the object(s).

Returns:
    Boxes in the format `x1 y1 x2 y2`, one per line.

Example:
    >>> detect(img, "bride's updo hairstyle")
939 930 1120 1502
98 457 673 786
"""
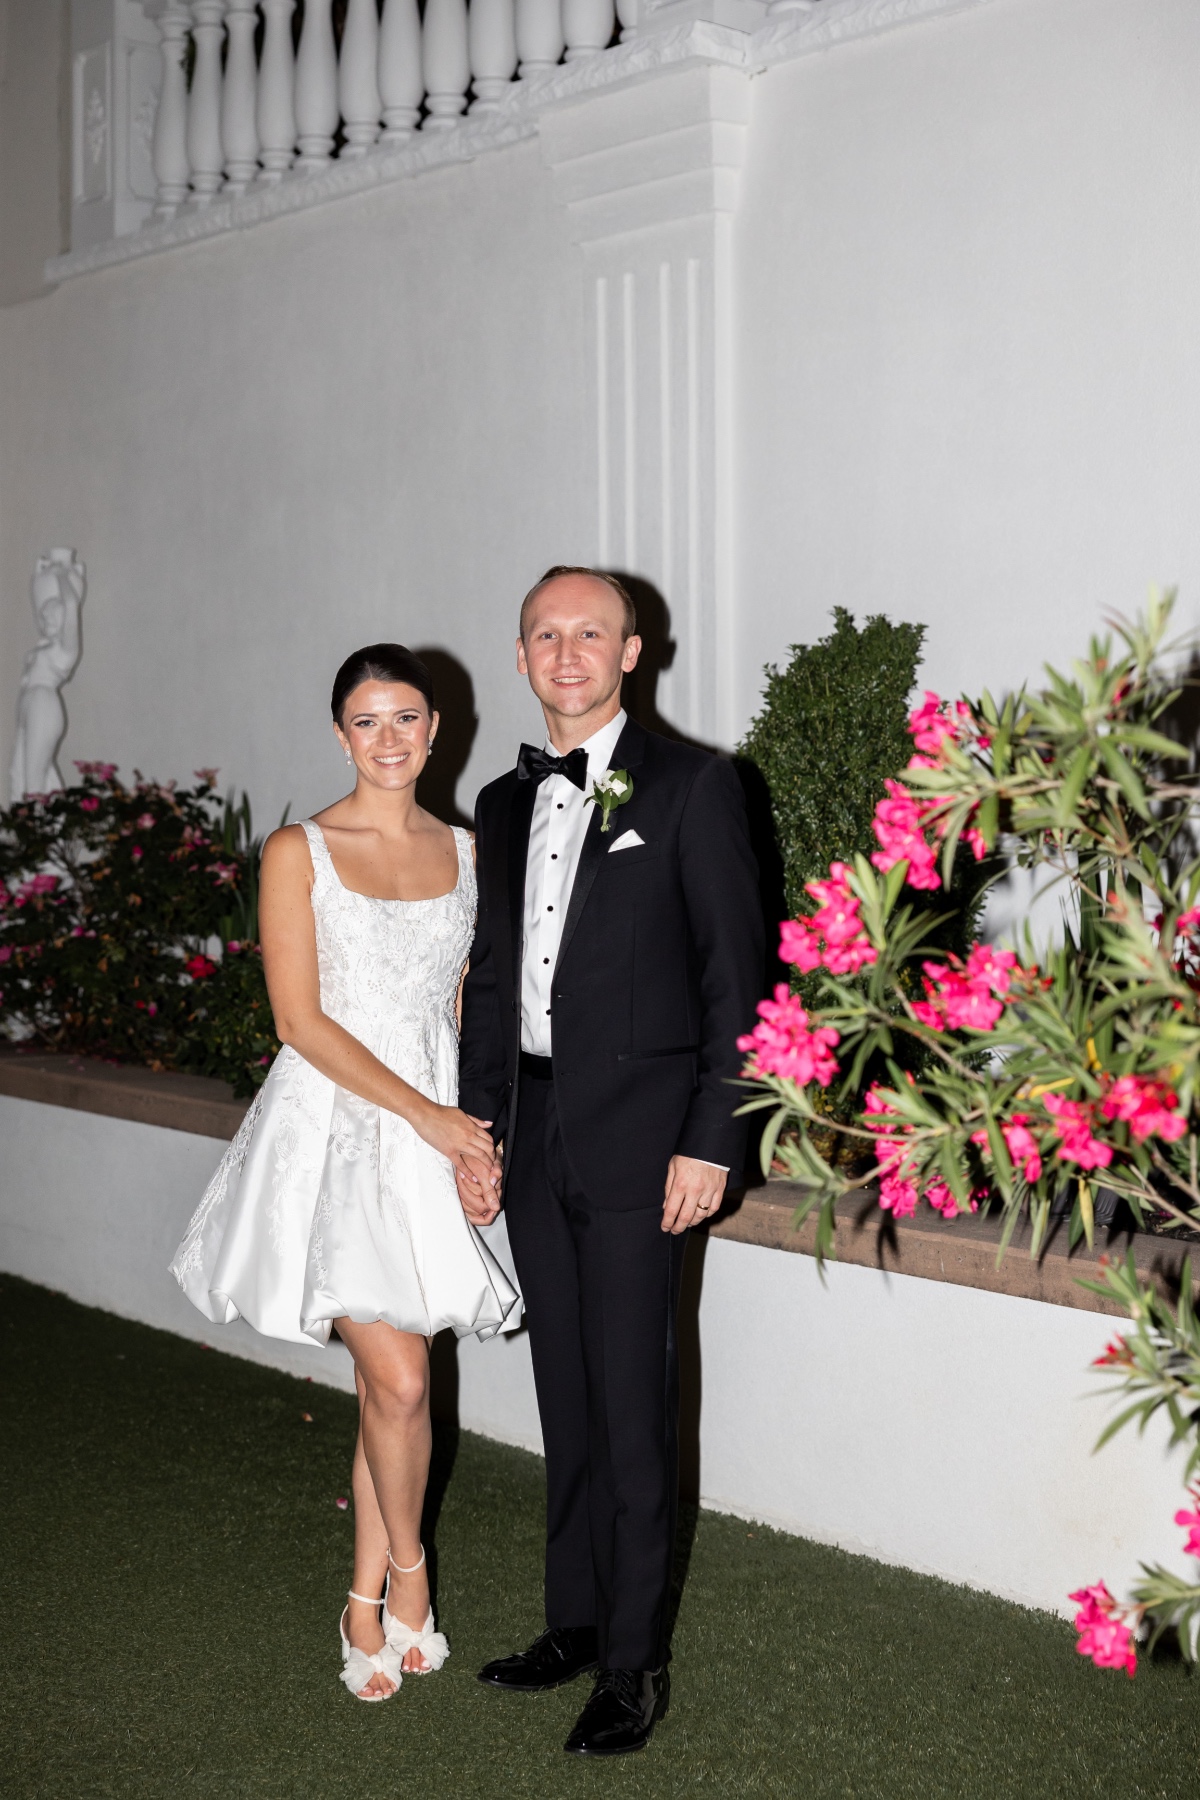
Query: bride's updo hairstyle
332 644 435 727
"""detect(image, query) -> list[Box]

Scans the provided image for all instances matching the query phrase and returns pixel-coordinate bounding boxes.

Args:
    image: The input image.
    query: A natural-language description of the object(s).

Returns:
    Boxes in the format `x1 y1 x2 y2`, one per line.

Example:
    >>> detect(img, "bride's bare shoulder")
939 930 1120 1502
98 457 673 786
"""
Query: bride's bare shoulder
261 820 314 878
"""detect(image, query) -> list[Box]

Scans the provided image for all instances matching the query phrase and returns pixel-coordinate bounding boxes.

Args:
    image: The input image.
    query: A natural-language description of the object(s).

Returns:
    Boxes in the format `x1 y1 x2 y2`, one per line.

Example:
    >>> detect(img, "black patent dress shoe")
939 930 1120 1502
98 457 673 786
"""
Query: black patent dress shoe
477 1626 598 1692
563 1666 670 1757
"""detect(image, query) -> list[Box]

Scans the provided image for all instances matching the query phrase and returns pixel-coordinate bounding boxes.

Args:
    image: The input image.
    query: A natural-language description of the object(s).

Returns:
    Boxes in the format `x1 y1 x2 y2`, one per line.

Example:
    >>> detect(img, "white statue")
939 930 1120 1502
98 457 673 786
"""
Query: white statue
10 549 86 802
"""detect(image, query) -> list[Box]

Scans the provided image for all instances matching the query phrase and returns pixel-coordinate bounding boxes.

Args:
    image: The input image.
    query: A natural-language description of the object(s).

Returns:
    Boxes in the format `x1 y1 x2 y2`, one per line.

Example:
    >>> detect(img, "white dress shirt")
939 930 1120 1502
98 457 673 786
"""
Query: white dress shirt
520 709 626 1056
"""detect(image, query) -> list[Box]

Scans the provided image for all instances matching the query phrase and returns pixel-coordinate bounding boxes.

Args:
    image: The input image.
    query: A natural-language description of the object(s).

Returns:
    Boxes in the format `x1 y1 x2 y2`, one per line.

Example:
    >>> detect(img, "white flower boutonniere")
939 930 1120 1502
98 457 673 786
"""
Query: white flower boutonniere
591 768 634 833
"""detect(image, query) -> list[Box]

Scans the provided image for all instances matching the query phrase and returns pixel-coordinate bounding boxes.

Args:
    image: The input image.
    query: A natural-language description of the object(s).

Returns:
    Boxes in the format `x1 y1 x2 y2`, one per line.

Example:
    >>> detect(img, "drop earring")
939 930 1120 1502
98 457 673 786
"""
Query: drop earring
427 741 435 755
345 749 352 765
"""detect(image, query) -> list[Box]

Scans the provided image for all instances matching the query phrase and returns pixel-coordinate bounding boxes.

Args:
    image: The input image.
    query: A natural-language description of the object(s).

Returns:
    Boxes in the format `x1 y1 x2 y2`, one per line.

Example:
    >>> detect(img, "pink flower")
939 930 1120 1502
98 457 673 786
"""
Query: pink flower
779 917 822 972
147 1002 158 1017
194 768 220 787
913 944 1019 1034
207 860 239 887
1042 1095 1113 1170
1068 1583 1137 1677
1174 1497 1200 1559
870 781 941 890
0 947 11 965
780 865 878 979
226 941 242 955
185 954 217 980
1100 1075 1187 1144
908 692 974 759
79 797 100 813
1001 1114 1043 1184
23 874 58 897
258 1054 271 1065
131 845 144 862
738 984 841 1087
879 1173 919 1218
74 760 117 782
335 1496 349 1511
923 1180 977 1220
136 812 156 829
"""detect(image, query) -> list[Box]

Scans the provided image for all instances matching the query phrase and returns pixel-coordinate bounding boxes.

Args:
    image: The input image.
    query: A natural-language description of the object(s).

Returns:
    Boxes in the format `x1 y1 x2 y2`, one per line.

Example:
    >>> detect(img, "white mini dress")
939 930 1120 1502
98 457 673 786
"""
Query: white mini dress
170 821 520 1346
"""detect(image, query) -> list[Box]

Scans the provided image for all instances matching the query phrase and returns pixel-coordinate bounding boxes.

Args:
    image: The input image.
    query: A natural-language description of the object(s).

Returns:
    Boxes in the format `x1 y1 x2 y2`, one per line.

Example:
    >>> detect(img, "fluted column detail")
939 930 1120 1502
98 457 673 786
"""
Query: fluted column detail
295 0 339 170
379 0 423 143
563 0 613 60
151 2 192 219
469 0 517 113
187 0 227 205
340 0 382 156
515 0 562 77
222 0 260 192
423 0 470 130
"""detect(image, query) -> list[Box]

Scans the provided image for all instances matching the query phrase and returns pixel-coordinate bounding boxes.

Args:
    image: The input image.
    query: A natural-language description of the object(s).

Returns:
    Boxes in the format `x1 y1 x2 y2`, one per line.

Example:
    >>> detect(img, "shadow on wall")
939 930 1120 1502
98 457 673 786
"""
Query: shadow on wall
414 647 478 831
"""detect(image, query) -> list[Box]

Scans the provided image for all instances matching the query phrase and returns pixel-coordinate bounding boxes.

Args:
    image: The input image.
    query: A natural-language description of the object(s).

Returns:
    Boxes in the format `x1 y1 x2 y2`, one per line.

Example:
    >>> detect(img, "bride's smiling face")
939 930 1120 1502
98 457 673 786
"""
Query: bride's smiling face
334 681 439 790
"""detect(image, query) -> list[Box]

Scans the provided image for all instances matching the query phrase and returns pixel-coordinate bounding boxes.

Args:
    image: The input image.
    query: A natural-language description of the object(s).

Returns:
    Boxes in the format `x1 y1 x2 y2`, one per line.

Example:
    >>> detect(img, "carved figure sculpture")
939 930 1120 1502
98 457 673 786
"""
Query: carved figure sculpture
10 550 86 801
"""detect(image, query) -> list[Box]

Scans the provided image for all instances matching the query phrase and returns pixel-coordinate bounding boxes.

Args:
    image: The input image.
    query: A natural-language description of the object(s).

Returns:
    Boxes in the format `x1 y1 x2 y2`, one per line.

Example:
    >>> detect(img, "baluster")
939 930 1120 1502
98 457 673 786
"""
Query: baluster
151 1 192 219
222 0 260 192
615 0 638 40
340 0 381 156
257 0 296 182
379 0 423 143
295 0 338 170
469 0 517 113
424 0 470 129
563 0 613 59
515 0 562 77
187 0 227 205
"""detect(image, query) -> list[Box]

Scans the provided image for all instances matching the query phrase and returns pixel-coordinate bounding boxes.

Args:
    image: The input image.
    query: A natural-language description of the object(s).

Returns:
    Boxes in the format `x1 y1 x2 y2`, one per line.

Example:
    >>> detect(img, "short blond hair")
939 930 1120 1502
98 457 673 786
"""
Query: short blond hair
519 565 637 642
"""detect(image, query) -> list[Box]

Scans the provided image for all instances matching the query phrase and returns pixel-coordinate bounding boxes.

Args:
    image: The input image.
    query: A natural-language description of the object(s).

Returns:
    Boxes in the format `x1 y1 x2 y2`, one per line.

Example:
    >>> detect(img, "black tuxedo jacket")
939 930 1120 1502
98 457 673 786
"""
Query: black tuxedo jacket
459 717 764 1210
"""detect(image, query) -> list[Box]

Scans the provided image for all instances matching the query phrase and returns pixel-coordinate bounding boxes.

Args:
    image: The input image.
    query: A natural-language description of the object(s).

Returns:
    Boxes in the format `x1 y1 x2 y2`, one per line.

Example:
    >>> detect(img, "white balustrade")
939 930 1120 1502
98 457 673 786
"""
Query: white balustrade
187 0 227 205
257 0 297 183
515 0 563 76
615 0 638 41
340 0 382 156
563 0 613 59
295 0 339 171
151 1 191 219
424 0 471 129
470 0 518 114
221 0 260 193
379 0 423 142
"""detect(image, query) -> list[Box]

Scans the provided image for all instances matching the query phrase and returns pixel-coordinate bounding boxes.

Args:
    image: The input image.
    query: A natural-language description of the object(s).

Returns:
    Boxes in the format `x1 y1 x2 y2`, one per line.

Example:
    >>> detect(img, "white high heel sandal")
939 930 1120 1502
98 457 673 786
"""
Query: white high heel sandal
383 1546 450 1674
339 1586 406 1701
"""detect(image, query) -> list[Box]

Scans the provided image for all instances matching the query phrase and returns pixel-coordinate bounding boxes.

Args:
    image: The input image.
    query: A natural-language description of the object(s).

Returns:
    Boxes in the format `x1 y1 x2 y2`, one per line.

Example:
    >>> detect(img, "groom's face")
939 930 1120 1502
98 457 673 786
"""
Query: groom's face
517 576 641 732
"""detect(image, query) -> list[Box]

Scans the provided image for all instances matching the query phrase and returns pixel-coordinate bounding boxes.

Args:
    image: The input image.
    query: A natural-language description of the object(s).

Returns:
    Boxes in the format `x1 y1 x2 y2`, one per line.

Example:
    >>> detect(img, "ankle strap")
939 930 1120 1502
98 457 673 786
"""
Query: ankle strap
347 1587 384 1605
387 1545 426 1575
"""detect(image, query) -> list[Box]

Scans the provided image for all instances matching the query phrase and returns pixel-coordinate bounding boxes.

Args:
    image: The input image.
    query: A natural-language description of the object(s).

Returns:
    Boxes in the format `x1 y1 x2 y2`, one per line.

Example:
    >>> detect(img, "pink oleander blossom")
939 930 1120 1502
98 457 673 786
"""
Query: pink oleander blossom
74 760 117 783
131 845 144 862
1042 1095 1113 1170
879 1172 919 1218
1001 1114 1043 1184
136 812 156 830
779 864 878 978
184 954 217 981
79 797 100 813
912 944 1020 1034
194 768 220 787
870 781 941 890
0 946 11 965
1100 1075 1187 1144
908 692 975 760
1175 1496 1200 1558
22 874 58 897
1068 1583 1137 1677
738 984 841 1087
779 916 823 973
207 861 239 887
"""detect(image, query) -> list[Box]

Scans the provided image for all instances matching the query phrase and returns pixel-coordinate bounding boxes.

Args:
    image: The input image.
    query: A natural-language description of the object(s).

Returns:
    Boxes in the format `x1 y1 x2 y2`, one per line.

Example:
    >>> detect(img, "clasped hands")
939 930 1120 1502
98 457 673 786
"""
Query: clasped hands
453 1136 725 1236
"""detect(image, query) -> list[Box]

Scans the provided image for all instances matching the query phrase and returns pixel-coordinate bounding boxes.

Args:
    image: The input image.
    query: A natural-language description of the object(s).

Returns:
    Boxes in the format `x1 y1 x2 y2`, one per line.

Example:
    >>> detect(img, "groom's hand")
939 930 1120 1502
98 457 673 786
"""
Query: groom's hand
661 1155 726 1234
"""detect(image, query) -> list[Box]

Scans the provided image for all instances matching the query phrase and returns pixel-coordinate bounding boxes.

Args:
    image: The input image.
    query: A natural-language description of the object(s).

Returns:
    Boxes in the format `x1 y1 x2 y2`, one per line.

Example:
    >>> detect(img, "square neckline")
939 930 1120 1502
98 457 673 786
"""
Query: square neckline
305 819 465 906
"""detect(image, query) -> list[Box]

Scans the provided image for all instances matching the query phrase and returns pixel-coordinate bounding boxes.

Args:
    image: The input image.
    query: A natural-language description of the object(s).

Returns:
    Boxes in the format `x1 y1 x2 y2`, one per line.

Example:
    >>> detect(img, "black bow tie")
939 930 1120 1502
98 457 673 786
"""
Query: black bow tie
516 743 589 792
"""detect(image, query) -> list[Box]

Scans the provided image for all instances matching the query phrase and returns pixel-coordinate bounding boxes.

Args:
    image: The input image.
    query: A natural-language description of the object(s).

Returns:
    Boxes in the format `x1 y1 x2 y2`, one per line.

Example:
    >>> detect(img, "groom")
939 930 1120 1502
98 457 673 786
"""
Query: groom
458 566 763 1756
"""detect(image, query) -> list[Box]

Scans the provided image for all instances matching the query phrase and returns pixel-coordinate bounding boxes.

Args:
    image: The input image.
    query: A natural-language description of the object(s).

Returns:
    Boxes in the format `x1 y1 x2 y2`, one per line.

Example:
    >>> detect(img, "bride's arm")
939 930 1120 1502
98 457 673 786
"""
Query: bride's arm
258 825 496 1180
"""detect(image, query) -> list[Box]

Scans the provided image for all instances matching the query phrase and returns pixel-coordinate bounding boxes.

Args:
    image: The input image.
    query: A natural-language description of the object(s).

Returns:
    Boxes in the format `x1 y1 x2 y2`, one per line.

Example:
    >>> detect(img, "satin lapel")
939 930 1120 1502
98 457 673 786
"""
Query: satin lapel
506 774 537 982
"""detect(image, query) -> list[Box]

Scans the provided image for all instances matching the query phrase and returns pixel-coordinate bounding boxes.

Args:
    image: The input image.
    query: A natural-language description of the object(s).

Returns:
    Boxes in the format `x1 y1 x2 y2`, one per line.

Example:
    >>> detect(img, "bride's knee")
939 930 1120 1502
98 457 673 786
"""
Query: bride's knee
365 1359 429 1420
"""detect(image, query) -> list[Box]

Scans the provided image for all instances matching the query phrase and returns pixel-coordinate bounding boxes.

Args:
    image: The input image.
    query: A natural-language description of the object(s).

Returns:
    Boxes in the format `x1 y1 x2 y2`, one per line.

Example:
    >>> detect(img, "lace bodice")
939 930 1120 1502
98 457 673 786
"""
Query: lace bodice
300 819 475 1067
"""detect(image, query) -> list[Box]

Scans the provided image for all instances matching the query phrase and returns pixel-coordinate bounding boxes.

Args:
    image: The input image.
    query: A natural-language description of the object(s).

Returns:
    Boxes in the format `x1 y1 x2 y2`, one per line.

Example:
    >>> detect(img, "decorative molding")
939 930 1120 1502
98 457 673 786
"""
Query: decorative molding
46 0 1000 284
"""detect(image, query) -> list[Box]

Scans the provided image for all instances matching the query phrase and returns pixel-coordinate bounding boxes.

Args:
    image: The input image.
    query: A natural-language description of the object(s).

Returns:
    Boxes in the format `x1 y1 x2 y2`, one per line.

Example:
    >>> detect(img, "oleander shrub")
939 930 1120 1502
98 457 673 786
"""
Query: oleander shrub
0 764 279 1097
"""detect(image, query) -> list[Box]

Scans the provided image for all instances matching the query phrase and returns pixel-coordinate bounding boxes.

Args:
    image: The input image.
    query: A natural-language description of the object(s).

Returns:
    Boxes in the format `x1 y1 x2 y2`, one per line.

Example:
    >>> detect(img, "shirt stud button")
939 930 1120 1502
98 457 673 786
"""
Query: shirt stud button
543 957 549 965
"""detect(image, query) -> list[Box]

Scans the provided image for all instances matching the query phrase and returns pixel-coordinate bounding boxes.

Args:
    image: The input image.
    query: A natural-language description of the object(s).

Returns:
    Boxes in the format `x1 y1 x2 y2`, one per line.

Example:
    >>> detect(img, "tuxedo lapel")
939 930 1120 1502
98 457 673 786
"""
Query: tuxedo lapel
553 717 648 980
506 773 536 981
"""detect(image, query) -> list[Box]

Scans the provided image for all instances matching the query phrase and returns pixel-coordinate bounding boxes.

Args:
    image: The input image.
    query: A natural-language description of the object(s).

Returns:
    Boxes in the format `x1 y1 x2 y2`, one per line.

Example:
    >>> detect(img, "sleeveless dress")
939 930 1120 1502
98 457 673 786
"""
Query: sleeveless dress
170 821 521 1346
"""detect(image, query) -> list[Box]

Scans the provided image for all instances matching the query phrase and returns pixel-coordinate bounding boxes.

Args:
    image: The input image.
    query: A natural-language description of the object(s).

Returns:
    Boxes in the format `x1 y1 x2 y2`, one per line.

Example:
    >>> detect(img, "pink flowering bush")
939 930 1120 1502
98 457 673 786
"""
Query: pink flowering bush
0 766 280 1096
740 594 1200 1661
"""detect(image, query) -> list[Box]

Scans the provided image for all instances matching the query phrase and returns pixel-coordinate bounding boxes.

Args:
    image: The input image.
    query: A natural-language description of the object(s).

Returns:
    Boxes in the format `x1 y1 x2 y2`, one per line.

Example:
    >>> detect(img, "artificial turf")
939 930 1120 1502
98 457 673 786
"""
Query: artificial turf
0 1273 1195 1799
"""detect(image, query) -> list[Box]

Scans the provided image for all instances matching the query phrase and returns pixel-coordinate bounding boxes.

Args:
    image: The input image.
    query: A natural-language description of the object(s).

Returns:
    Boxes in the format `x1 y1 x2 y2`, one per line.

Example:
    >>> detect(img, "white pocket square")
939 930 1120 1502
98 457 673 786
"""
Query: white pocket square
608 828 645 853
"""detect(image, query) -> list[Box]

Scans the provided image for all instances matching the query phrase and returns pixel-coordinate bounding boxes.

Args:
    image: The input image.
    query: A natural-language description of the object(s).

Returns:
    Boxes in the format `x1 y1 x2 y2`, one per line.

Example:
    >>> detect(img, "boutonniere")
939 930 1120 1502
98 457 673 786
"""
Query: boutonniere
590 768 634 833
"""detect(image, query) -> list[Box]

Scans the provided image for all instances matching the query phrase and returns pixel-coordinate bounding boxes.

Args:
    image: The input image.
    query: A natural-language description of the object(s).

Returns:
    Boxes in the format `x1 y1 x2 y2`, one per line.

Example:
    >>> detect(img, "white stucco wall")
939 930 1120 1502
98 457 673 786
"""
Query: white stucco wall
1 1092 1192 1619
2 0 1199 808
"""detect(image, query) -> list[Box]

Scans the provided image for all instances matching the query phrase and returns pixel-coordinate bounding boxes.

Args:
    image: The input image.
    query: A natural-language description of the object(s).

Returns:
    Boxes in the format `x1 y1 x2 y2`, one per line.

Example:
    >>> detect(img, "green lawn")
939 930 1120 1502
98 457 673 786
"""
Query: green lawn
0 1273 1194 1798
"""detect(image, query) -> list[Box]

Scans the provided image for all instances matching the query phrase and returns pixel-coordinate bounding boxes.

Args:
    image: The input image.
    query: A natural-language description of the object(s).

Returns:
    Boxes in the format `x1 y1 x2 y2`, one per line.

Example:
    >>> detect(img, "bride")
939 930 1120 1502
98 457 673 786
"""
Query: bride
170 644 519 1701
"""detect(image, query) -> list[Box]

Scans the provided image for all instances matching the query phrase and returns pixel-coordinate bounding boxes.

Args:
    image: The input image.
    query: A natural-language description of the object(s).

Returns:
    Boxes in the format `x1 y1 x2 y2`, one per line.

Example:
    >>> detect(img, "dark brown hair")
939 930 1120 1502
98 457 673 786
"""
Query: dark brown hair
331 644 434 727
519 566 637 642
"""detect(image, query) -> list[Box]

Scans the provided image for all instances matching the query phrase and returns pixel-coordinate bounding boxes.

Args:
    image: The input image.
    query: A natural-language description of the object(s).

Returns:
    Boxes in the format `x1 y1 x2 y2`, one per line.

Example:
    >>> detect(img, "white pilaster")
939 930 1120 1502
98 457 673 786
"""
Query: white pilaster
540 64 749 745
69 0 162 245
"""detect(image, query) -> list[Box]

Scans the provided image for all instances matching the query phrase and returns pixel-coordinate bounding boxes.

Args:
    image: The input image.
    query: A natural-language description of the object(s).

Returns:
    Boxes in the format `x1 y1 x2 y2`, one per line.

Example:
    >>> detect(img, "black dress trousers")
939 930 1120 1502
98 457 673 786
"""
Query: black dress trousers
503 1064 688 1672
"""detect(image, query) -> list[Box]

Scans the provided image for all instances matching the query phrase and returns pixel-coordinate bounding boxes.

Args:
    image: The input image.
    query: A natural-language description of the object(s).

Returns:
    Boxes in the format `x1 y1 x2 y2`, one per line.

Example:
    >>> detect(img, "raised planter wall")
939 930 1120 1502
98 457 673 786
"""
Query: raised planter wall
0 1051 1193 1617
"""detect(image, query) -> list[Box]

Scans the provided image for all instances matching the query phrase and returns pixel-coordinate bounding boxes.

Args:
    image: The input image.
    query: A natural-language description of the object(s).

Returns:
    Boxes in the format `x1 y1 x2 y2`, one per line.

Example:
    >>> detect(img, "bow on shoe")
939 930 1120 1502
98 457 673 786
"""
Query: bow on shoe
340 1638 405 1699
383 1608 451 1673
516 743 589 791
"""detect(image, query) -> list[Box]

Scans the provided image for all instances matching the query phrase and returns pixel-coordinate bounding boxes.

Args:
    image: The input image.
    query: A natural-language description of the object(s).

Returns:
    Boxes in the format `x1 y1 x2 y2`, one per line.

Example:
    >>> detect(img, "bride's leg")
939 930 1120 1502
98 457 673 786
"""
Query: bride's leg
337 1318 433 1679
